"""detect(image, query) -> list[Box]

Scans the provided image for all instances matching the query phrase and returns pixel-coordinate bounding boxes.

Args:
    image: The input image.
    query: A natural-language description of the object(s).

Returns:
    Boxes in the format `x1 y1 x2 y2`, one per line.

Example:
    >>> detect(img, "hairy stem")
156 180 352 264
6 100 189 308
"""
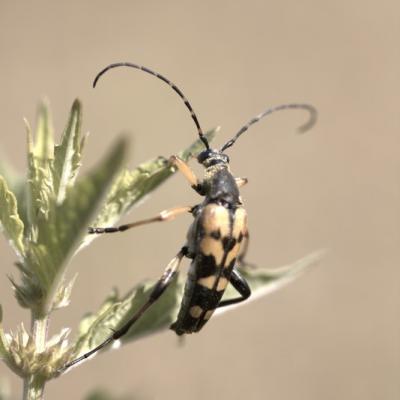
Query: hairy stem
23 315 49 400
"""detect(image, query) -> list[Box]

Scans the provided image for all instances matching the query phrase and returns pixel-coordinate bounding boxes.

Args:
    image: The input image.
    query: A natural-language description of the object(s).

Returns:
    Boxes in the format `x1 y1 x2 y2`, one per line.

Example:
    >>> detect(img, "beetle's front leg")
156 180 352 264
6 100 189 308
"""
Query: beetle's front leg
169 155 204 194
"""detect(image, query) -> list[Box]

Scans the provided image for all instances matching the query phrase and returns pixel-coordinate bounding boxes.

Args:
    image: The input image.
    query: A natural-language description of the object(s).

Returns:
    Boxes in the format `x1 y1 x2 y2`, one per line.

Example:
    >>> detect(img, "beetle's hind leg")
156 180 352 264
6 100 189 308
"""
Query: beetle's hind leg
60 247 188 372
218 268 251 308
88 206 192 234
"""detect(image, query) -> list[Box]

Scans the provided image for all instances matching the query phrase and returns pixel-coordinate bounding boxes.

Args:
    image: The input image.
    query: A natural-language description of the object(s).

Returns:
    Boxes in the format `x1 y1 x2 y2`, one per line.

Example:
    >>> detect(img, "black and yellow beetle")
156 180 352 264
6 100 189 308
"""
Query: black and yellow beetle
62 62 317 370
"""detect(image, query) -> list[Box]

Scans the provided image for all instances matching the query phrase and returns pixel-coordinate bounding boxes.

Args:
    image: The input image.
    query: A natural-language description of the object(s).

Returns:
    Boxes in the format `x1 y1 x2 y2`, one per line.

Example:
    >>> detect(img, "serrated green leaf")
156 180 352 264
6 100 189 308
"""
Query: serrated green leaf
70 250 324 360
33 102 54 163
17 138 128 315
26 113 54 227
0 176 25 256
89 129 217 235
25 102 55 225
0 155 29 234
53 99 83 203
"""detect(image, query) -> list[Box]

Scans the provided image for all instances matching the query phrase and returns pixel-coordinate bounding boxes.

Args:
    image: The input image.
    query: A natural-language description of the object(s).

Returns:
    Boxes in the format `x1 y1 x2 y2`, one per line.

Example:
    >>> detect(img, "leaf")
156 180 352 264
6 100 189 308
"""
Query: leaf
0 135 30 237
16 138 128 314
26 109 54 227
53 100 84 203
218 250 326 315
70 251 324 360
0 176 25 256
33 102 54 163
88 129 217 237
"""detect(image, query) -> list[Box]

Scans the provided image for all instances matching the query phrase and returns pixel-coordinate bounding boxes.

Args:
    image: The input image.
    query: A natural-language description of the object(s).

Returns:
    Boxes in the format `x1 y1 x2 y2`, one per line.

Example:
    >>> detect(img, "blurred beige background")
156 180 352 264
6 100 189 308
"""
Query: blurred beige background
0 1 398 399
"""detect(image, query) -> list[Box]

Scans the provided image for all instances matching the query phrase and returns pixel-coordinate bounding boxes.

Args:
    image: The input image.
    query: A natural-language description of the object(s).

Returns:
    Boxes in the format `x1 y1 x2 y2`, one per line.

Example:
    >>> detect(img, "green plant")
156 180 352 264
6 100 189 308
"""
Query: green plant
0 100 322 400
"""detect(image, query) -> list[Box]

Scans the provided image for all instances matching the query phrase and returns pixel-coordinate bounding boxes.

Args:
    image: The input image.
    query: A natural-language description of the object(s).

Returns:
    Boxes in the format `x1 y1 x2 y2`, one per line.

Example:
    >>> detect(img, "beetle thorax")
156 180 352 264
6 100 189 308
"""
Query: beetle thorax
203 166 240 206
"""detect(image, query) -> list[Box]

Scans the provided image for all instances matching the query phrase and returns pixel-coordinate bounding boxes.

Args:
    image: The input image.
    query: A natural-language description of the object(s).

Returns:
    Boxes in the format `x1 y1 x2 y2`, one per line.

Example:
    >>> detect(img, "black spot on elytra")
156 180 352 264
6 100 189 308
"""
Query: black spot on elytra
222 237 236 251
196 255 218 277
193 285 222 306
210 229 221 240
192 288 223 310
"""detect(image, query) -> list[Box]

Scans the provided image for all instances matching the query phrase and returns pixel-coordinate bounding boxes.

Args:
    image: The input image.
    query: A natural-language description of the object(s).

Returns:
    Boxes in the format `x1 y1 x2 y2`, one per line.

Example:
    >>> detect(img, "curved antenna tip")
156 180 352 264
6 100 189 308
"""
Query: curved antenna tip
296 105 318 134
220 103 318 152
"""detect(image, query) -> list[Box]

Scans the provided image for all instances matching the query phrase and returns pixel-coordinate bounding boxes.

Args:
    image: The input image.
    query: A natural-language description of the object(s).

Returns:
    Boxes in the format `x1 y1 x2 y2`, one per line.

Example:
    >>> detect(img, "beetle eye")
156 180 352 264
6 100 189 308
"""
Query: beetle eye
197 149 212 164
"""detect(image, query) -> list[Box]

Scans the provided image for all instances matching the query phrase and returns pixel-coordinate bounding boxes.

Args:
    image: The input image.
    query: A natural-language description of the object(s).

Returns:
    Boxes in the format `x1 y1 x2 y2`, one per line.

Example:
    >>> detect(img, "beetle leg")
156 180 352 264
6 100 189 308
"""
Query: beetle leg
169 155 204 194
88 206 192 234
60 248 188 372
217 268 251 308
235 177 248 188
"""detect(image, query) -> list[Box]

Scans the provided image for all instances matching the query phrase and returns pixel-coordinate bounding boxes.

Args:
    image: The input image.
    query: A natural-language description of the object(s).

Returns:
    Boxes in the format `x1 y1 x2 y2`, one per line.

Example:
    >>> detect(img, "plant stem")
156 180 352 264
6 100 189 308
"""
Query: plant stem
23 375 45 400
23 314 49 400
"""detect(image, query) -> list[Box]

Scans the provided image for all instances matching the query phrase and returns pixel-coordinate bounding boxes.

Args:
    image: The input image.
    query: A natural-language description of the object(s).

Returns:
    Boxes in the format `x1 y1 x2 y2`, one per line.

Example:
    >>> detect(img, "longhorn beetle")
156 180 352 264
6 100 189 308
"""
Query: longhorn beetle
61 62 317 371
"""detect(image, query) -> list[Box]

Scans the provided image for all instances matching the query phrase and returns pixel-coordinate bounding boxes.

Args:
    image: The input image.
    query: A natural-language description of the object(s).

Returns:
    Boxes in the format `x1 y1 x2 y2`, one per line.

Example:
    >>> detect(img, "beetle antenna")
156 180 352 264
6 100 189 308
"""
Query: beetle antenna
220 103 317 152
93 62 210 150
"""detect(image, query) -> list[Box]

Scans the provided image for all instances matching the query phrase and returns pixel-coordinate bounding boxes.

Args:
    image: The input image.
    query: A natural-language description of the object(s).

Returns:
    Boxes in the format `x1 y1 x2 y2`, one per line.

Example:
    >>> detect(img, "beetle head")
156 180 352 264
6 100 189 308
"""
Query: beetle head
197 149 230 167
